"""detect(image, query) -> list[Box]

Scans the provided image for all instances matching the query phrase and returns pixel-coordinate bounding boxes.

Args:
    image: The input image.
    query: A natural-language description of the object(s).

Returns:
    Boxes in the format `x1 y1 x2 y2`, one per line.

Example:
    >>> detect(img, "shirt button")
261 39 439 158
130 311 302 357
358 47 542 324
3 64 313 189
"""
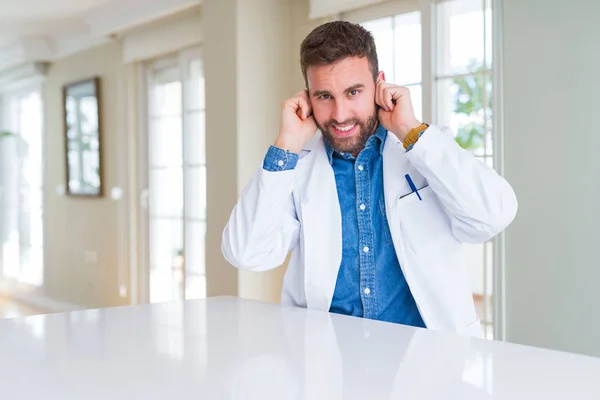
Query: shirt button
277 160 284 167
363 246 369 253
364 288 371 295
360 204 366 211
358 165 364 171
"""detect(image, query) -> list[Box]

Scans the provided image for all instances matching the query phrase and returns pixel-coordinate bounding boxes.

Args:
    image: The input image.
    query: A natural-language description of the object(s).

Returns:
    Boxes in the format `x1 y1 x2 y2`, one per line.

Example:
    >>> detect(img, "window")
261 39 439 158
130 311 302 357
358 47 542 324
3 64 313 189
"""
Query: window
142 48 206 303
435 0 494 339
0 89 44 287
362 11 423 121
351 0 497 339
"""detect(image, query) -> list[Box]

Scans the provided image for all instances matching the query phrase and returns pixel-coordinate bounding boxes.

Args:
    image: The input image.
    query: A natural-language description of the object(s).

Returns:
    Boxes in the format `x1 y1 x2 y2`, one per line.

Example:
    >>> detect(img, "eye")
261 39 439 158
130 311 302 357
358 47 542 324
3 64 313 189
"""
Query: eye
348 89 360 96
318 94 332 100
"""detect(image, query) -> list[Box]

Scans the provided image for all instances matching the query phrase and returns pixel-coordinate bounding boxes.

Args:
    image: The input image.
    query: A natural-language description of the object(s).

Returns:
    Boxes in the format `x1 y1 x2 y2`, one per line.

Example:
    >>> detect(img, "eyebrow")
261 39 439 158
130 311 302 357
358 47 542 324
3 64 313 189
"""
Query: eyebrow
312 83 365 98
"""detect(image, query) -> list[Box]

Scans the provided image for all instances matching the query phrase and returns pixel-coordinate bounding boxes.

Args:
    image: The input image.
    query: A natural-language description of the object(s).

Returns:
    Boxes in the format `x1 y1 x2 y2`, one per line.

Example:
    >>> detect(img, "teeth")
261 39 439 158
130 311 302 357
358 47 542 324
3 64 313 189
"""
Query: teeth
335 124 355 132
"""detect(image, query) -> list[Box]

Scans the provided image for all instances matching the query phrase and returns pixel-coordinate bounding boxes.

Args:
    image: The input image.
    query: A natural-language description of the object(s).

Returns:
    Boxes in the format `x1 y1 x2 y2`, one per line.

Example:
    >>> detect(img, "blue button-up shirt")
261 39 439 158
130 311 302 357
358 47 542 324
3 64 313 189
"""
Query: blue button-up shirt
263 124 425 328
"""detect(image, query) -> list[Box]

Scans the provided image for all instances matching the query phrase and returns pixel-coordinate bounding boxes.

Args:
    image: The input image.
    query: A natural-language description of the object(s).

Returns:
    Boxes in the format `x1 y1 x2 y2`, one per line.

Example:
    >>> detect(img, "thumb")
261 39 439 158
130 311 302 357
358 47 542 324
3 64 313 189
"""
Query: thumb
378 107 390 123
378 107 394 133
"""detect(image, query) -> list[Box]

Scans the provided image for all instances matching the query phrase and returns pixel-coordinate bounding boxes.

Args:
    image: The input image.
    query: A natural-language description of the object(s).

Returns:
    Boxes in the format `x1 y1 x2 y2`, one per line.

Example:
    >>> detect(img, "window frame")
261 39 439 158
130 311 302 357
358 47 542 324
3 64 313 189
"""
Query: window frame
138 46 207 304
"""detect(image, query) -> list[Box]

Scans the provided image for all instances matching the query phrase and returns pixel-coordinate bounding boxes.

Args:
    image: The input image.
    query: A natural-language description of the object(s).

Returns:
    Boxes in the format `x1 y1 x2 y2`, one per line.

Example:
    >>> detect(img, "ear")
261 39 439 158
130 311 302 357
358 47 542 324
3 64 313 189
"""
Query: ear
377 71 386 83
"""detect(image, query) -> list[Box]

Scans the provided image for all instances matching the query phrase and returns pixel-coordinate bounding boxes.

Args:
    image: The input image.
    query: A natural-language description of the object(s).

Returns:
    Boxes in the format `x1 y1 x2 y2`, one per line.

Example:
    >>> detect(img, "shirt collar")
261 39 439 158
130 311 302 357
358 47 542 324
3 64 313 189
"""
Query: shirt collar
323 122 388 164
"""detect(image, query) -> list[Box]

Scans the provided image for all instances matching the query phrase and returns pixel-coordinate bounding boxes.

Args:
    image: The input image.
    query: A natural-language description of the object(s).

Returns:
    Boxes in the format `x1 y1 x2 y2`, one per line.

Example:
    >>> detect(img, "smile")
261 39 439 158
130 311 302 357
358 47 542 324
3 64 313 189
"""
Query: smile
332 124 357 137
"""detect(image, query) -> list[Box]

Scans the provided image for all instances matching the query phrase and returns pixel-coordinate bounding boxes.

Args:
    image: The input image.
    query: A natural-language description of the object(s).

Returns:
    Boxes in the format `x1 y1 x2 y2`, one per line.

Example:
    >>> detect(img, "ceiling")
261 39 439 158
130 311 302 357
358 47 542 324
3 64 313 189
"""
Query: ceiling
0 0 201 71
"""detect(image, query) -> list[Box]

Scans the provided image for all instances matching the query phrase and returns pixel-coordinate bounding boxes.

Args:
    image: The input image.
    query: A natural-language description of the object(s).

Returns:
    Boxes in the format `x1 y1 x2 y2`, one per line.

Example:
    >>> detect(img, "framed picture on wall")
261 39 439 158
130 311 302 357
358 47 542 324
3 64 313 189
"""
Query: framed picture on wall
63 77 103 197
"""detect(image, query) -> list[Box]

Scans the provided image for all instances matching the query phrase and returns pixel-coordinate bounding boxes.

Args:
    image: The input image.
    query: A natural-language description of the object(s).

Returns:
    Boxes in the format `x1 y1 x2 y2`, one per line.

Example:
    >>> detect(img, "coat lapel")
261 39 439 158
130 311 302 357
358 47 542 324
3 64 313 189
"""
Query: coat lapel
382 132 414 203
296 132 342 311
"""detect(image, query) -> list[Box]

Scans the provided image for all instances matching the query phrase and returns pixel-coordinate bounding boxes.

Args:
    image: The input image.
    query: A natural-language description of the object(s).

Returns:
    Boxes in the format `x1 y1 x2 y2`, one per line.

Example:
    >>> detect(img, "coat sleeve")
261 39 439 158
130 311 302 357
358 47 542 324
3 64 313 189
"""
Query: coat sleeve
405 125 518 243
221 167 300 271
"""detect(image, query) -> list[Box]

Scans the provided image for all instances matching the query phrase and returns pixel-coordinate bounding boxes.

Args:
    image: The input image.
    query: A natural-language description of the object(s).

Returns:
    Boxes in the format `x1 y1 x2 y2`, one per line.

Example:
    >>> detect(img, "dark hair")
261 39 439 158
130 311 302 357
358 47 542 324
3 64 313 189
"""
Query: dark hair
300 21 379 88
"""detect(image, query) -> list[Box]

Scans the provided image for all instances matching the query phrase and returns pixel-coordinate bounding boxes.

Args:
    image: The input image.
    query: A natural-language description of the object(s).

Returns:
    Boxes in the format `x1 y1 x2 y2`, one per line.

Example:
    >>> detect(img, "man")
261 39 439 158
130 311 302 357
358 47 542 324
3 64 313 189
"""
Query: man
222 21 517 337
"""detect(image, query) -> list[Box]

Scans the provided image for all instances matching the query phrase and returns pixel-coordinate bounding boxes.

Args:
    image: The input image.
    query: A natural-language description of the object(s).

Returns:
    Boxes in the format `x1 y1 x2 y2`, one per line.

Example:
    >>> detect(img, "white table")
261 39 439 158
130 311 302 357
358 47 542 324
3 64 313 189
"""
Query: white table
0 296 599 399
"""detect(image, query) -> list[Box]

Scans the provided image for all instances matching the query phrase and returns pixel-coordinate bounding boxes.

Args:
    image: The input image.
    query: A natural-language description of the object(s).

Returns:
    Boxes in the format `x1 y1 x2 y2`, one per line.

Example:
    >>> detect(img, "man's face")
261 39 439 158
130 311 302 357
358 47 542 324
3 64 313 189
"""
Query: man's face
307 57 383 154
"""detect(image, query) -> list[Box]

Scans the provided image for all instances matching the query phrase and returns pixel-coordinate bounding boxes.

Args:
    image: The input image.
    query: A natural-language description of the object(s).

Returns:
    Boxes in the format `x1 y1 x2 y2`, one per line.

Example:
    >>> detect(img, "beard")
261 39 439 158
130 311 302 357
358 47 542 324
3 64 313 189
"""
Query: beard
316 108 379 155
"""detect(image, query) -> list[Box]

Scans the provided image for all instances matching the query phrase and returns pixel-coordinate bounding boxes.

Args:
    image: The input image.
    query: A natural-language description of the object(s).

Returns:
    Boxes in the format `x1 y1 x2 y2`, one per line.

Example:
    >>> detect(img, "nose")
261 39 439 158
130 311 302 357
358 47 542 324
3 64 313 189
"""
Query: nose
332 99 350 124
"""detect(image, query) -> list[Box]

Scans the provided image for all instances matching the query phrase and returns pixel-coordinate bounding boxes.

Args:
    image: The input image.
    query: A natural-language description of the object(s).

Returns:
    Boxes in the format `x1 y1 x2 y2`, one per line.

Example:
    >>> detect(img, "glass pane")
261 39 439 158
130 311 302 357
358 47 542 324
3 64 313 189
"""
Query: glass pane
184 166 207 220
19 90 43 279
185 220 206 276
436 75 491 155
185 221 206 276
484 131 493 157
2 131 20 280
436 0 485 76
184 111 206 165
362 17 394 82
394 11 421 85
149 116 183 167
407 84 422 123
463 243 485 319
150 168 183 218
485 240 494 322
485 73 492 130
465 239 494 338
187 58 205 110
485 0 492 68
150 218 184 303
150 66 182 117
186 274 206 300
79 97 98 135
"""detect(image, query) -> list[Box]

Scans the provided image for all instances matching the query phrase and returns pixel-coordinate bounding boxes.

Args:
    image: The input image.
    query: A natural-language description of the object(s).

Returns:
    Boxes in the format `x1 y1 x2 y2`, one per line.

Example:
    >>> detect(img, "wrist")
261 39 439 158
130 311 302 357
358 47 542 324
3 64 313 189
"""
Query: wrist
274 135 303 155
395 119 422 141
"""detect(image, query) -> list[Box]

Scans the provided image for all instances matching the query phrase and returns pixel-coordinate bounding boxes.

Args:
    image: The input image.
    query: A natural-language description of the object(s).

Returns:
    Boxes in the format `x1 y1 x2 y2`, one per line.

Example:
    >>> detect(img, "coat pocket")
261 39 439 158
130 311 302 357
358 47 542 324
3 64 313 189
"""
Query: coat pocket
396 186 455 254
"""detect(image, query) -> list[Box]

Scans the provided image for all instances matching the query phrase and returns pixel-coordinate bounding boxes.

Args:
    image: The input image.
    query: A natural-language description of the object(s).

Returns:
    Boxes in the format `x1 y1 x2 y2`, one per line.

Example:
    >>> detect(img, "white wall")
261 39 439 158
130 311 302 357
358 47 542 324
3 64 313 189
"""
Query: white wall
44 41 132 308
203 0 297 302
502 0 600 357
203 0 240 298
203 0 328 303
121 7 203 63
235 0 294 302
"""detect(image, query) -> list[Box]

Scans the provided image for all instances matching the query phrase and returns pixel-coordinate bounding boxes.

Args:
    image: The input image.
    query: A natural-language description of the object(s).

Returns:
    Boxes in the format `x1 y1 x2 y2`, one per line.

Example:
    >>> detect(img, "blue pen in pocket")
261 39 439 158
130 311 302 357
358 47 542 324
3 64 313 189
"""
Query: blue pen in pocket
405 174 422 201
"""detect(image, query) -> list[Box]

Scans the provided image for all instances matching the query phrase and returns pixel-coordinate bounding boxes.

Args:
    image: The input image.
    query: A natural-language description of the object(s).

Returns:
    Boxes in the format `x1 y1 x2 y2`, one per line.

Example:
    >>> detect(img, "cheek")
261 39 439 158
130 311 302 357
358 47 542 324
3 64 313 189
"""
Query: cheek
352 98 375 120
312 103 331 125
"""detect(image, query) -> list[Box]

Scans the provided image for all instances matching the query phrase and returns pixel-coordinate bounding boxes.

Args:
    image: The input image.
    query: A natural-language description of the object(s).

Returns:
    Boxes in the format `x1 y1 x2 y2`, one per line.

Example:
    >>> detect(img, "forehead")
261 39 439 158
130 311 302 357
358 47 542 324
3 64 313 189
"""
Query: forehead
306 57 372 91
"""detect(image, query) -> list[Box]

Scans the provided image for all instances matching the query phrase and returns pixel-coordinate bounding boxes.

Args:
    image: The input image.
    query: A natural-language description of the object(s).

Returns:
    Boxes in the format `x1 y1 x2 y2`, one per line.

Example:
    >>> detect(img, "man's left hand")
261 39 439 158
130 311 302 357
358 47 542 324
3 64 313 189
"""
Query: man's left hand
376 79 422 141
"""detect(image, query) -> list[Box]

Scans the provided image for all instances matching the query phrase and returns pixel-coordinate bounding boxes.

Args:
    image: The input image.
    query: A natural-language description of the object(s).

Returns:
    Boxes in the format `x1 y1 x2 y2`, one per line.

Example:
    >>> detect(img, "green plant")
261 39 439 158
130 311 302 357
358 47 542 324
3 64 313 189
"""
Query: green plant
0 131 13 140
452 62 491 152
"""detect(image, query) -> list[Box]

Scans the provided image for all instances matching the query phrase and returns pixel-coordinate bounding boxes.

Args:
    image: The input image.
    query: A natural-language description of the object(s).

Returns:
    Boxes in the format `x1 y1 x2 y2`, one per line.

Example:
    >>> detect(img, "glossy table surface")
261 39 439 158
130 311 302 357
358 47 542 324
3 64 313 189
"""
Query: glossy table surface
1 296 599 399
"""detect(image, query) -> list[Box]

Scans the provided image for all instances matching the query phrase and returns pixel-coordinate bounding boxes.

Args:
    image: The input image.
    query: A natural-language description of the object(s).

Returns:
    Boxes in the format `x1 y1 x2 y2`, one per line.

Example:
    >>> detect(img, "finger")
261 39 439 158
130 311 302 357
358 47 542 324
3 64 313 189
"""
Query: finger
375 80 383 107
375 81 387 111
285 92 312 120
377 107 390 126
296 95 312 120
383 87 395 111
302 90 313 118
391 86 409 105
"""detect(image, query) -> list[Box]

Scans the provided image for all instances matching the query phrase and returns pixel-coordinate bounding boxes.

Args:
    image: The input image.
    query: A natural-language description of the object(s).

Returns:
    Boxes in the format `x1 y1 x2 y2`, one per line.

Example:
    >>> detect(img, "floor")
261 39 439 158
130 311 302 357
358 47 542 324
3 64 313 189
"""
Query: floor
0 296 47 319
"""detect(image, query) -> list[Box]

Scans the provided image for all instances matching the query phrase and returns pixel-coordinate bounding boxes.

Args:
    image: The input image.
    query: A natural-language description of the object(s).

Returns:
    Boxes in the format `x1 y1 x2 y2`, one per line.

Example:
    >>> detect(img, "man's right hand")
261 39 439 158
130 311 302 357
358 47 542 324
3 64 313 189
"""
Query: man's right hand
274 90 317 154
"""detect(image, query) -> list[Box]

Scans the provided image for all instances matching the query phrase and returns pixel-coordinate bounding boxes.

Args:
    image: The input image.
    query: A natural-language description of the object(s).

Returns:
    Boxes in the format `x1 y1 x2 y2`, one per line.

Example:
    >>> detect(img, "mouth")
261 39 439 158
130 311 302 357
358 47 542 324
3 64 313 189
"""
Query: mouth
330 123 358 137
